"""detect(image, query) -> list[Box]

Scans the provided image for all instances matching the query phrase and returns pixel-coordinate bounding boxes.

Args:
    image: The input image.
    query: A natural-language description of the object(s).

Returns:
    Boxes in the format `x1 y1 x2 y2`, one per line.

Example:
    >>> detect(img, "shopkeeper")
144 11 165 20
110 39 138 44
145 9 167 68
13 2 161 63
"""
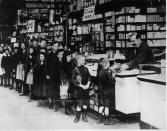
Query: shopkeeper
120 32 154 71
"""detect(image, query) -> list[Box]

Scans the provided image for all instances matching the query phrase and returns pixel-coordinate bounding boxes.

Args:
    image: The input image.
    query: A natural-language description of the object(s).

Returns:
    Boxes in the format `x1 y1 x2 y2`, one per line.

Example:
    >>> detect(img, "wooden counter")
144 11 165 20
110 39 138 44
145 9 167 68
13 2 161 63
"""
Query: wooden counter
137 74 166 129
115 69 155 115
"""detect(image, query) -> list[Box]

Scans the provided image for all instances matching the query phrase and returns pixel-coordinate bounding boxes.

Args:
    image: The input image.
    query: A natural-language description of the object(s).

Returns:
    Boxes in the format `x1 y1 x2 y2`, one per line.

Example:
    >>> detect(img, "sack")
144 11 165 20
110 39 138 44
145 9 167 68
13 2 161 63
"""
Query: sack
60 81 69 99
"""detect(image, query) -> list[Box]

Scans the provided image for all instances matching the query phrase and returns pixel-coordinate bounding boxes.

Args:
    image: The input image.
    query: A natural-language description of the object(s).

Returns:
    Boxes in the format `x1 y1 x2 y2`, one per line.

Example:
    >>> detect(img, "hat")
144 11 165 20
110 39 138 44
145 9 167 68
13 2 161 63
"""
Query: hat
4 47 9 51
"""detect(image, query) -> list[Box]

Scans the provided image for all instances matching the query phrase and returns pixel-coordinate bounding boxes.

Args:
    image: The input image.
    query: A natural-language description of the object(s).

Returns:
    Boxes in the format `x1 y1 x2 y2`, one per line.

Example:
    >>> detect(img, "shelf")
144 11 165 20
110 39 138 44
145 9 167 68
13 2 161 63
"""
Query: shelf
105 32 115 34
106 47 137 50
147 30 166 32
147 38 166 40
116 13 143 17
72 34 90 36
26 32 48 34
105 24 115 26
116 30 146 33
126 22 146 24
116 22 146 25
49 24 63 27
116 38 146 41
147 12 166 15
150 46 166 48
106 39 115 40
146 22 165 24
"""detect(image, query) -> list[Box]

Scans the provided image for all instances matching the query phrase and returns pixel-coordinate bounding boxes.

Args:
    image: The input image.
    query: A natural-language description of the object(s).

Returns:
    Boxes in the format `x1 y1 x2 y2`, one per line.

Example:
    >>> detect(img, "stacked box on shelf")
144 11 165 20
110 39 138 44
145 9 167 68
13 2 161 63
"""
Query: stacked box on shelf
89 84 99 112
146 7 166 48
105 11 115 48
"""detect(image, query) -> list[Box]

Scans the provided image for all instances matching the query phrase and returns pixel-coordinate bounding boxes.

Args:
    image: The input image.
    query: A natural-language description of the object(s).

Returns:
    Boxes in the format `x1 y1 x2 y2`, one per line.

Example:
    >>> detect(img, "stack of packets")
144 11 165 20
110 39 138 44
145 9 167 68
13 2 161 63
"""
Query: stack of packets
110 63 122 73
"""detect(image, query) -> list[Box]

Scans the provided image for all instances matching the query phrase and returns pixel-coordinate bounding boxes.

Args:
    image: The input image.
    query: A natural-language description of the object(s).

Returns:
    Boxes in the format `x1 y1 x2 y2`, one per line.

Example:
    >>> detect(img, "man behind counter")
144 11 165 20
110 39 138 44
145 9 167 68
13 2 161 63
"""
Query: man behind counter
120 32 154 71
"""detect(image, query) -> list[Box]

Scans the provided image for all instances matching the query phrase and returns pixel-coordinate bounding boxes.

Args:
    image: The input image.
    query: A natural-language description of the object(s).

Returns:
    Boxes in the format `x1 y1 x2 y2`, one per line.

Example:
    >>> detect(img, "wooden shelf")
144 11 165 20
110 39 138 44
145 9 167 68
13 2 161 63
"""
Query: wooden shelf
147 12 166 15
105 32 115 33
147 38 166 40
106 47 137 50
147 30 166 32
146 22 165 24
116 13 143 17
150 46 166 48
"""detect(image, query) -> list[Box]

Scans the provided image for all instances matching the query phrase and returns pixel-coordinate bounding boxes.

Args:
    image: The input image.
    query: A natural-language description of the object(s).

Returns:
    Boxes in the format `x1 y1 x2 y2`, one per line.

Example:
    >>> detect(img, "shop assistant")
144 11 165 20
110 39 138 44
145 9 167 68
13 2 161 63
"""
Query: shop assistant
120 33 154 71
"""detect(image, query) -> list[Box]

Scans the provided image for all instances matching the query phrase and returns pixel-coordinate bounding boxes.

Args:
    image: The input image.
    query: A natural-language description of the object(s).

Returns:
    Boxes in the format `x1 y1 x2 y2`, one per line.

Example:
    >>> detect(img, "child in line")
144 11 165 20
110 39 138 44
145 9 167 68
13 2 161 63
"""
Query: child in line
97 58 117 125
25 47 36 102
62 51 76 115
72 55 91 123
33 52 48 106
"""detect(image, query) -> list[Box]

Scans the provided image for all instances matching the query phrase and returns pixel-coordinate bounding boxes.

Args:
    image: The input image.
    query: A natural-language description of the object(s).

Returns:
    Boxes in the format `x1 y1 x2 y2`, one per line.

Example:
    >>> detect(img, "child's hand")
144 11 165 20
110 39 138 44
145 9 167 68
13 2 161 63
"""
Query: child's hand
76 75 82 83
112 72 117 78
46 75 50 79
110 64 121 73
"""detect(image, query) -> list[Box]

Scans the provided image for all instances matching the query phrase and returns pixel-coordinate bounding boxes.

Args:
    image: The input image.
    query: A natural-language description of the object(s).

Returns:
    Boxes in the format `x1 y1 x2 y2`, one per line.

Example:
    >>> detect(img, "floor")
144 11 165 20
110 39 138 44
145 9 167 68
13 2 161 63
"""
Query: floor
0 86 140 130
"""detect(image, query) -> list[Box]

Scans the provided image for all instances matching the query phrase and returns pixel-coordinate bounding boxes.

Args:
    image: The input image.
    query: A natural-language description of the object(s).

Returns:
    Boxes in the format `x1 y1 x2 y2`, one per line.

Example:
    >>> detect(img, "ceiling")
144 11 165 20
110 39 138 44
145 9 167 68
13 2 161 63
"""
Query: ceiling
0 0 24 27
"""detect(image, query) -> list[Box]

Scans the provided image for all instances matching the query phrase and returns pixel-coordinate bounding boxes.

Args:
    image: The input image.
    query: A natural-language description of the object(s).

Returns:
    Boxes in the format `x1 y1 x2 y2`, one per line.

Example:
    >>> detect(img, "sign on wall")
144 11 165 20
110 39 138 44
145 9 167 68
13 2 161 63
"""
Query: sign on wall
83 6 95 21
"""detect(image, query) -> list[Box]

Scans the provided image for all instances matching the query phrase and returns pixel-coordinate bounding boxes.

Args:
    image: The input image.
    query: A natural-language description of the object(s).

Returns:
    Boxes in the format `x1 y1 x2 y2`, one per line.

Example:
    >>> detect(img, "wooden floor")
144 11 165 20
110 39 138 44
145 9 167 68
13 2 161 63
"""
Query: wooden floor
0 86 140 130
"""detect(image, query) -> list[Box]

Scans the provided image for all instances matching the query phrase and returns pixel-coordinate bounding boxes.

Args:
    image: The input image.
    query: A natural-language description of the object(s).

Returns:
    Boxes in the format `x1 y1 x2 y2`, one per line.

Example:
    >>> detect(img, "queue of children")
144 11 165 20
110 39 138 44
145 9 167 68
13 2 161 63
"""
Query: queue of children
0 39 118 125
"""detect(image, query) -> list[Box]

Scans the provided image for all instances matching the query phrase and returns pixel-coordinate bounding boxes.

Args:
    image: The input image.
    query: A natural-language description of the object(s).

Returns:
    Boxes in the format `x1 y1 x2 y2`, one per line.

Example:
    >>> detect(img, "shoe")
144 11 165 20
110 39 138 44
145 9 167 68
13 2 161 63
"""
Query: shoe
74 111 81 123
82 109 88 122
82 112 88 122
70 106 76 115
54 107 59 112
37 101 43 107
97 114 104 124
28 98 34 102
19 93 26 96
65 108 71 115
53 104 59 112
9 87 14 90
49 102 54 109
104 117 116 125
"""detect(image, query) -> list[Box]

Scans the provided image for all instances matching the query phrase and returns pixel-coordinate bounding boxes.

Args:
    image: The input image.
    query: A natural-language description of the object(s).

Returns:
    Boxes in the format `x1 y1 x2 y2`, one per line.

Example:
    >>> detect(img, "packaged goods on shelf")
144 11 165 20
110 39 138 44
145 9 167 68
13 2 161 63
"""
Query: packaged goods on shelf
134 15 146 22
148 40 166 47
126 41 134 47
105 26 114 32
147 7 157 13
116 41 122 48
94 106 99 112
95 101 98 106
117 16 126 23
90 99 94 105
90 104 94 109
105 11 115 17
117 25 125 31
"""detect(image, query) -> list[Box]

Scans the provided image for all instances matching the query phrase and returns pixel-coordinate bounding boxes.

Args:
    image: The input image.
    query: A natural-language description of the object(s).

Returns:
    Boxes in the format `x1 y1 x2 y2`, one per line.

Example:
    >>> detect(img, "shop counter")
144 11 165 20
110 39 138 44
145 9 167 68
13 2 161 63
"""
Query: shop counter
137 74 166 129
115 69 155 115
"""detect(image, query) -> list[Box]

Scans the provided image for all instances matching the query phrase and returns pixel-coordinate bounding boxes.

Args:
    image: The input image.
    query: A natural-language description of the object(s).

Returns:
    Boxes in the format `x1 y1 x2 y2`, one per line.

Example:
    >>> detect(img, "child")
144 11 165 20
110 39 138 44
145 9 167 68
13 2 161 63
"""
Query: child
97 58 117 125
1 48 12 87
33 52 48 106
72 55 91 123
25 47 36 102
0 46 4 86
62 51 76 115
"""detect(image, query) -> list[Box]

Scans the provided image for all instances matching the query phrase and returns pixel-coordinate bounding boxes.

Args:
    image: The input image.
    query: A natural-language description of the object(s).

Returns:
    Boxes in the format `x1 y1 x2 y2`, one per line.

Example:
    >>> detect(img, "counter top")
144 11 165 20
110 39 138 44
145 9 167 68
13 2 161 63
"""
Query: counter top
85 64 156 78
116 69 155 78
137 74 166 85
